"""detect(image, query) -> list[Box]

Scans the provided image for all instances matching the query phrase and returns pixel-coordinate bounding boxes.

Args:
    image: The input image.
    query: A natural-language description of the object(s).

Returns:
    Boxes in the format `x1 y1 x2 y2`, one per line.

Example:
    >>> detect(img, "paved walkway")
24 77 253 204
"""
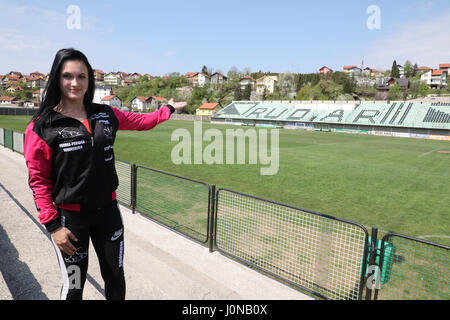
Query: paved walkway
0 146 313 300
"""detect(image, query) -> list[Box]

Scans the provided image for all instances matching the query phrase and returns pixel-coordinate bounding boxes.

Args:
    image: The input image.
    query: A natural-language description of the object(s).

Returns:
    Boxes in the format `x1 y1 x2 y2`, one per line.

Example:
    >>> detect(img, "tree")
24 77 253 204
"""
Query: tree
243 84 252 100
391 60 400 78
201 65 208 75
234 85 242 101
331 71 355 94
418 81 430 97
277 72 295 98
242 67 252 75
413 63 419 77
404 60 414 78
388 83 402 100
296 85 324 100
227 66 239 80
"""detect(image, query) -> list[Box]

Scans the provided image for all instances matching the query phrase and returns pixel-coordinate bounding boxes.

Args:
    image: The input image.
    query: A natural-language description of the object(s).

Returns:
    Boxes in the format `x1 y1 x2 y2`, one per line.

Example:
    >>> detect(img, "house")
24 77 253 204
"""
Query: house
186 73 198 86
376 77 410 98
100 95 122 108
210 72 228 85
439 64 450 71
418 66 432 73
343 66 362 75
0 96 16 104
104 72 121 86
149 96 167 110
370 69 385 77
6 71 22 78
430 69 449 89
93 69 105 81
395 64 405 78
128 72 142 80
3 75 20 83
319 66 333 75
25 77 46 89
255 75 278 95
421 70 447 89
362 67 373 76
32 89 41 101
239 76 256 90
121 79 135 87
24 100 40 108
376 77 409 89
6 86 23 94
198 73 211 87
93 85 112 103
118 72 129 80
131 96 152 111
5 81 19 87
196 102 220 116
30 72 45 78
186 72 210 87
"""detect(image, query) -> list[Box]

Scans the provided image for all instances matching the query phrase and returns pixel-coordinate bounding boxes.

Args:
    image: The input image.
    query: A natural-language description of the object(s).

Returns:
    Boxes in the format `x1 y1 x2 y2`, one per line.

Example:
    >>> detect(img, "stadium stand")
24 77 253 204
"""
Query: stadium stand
211 101 450 139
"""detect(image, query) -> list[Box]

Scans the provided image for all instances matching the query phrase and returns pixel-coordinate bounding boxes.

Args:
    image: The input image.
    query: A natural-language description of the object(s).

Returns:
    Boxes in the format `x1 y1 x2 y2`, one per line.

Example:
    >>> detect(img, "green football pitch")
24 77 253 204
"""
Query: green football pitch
1 115 449 245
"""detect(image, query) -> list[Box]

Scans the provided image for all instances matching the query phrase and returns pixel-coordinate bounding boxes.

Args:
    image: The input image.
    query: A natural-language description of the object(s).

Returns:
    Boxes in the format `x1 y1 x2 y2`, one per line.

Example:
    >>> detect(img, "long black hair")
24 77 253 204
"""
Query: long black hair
32 48 95 125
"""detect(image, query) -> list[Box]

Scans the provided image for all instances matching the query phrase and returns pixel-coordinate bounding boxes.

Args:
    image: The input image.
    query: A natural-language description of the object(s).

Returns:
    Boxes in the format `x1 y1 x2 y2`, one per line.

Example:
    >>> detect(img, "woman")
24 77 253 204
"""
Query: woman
24 48 186 300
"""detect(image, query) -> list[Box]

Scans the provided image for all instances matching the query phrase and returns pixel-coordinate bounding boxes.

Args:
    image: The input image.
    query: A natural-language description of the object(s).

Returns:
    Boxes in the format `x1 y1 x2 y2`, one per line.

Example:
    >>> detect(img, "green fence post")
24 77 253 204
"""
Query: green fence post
209 185 216 253
365 227 378 300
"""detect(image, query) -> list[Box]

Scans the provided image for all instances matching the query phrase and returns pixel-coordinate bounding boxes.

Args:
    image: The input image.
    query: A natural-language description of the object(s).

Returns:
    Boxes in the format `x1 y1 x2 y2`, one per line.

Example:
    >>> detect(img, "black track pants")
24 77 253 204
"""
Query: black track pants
51 200 125 300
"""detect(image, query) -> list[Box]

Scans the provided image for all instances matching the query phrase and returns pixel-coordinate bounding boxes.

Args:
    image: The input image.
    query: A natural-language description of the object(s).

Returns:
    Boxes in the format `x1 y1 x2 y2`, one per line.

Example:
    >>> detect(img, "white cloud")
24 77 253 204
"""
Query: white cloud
365 10 450 69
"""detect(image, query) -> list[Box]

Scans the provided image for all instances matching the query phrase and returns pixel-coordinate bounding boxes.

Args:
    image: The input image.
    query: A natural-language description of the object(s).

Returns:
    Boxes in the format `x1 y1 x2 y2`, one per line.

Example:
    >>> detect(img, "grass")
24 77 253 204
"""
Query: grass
1 115 449 246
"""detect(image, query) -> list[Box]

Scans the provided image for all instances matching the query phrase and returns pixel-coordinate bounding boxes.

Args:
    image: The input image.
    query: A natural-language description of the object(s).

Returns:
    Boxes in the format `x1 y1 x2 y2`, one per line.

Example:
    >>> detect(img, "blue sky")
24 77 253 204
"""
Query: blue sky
1 0 449 76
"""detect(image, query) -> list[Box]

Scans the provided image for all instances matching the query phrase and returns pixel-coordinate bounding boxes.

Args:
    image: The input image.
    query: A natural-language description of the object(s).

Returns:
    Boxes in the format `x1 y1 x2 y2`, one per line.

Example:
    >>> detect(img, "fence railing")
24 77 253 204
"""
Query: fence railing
375 233 449 300
213 188 369 300
1 126 449 300
0 107 37 116
134 165 211 244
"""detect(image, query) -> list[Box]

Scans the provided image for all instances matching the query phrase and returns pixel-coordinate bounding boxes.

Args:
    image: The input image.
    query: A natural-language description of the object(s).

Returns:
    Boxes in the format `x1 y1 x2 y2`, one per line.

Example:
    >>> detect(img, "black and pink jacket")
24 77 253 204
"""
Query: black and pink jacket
24 102 174 232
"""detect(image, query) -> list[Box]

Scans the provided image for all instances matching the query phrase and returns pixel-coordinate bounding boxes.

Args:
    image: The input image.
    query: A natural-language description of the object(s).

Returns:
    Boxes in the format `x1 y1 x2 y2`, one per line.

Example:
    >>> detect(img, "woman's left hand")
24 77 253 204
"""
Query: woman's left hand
168 98 187 110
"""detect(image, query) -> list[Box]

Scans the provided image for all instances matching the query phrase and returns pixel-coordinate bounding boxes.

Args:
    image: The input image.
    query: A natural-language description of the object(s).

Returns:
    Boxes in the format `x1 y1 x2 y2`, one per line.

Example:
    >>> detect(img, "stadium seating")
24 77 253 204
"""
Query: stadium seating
213 101 450 130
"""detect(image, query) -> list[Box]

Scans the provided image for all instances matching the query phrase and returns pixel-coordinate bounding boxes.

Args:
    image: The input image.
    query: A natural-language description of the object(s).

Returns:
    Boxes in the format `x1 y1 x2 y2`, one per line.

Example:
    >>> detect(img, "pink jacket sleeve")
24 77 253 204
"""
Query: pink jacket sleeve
111 106 172 131
24 121 57 225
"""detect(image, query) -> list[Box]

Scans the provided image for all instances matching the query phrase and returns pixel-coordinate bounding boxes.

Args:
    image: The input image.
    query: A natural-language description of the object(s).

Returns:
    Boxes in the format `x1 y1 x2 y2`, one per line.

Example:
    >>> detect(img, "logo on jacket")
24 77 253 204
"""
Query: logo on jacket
91 112 110 120
103 126 113 138
57 127 82 139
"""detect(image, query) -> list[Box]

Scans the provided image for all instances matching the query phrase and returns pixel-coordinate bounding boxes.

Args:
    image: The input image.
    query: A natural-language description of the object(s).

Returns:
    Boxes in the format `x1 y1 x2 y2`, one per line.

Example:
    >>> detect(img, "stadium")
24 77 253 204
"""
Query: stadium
211 100 450 140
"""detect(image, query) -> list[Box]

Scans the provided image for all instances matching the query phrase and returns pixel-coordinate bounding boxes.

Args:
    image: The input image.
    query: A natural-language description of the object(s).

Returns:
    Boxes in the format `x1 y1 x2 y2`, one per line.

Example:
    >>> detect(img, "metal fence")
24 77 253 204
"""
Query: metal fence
375 233 449 300
1 128 24 154
13 131 25 154
213 188 369 300
0 107 37 116
115 159 133 208
1 125 449 300
134 166 211 244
